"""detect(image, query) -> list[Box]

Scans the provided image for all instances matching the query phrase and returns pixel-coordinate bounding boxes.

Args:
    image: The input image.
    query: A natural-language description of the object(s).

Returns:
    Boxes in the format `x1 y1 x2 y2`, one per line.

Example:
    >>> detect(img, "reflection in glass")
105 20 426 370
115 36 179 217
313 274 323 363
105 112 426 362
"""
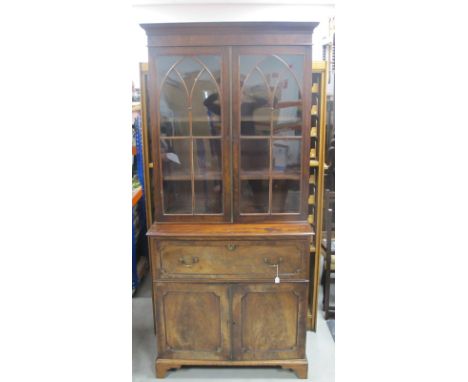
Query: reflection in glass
175 57 203 96
161 139 191 179
163 180 191 214
272 107 302 136
278 55 304 84
240 55 265 79
156 56 182 85
192 71 221 136
195 180 222 214
240 180 269 213
198 55 221 84
160 71 189 136
240 54 304 138
272 139 301 174
241 70 270 136
240 139 269 173
193 138 222 177
257 55 286 91
272 71 302 136
272 180 300 213
156 55 224 217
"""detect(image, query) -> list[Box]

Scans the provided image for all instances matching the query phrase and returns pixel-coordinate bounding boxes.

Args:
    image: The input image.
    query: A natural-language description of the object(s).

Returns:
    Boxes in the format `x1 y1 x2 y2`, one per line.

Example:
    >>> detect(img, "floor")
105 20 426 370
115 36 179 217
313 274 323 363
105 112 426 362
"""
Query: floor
133 271 335 381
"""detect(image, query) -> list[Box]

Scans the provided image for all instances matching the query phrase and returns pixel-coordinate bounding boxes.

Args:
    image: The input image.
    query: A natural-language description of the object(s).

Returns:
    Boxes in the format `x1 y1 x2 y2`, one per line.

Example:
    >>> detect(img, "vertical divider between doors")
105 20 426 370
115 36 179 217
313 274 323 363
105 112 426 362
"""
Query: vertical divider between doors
229 46 234 222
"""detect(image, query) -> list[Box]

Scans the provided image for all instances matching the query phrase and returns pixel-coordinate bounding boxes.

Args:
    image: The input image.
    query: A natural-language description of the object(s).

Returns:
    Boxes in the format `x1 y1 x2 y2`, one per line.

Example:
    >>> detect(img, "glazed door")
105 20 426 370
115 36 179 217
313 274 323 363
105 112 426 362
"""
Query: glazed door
148 47 231 222
231 283 308 360
232 46 311 222
154 283 231 360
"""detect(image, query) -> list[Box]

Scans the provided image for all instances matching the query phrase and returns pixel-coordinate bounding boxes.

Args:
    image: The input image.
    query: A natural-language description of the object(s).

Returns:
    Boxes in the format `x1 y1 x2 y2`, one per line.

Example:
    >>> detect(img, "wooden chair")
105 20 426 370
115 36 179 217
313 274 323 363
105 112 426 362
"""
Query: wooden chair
322 190 335 319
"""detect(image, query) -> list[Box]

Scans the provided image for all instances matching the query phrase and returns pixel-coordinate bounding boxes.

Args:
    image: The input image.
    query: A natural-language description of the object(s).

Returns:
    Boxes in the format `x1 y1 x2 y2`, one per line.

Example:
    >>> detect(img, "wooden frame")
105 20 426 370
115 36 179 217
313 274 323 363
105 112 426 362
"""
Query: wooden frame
141 22 319 379
232 45 312 223
142 22 315 47
148 46 231 222
144 26 317 224
140 38 327 332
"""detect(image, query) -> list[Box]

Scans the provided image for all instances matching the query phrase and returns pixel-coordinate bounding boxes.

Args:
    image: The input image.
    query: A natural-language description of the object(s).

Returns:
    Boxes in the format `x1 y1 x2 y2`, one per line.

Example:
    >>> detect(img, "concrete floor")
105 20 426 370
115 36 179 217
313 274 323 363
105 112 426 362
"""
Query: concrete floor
133 272 335 381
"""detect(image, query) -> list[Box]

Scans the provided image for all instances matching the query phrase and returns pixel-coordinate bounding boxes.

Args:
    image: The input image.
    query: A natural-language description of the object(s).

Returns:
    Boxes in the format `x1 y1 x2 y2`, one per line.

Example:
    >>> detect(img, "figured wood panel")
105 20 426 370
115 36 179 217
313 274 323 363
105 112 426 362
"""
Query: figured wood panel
154 283 231 360
154 239 309 280
231 283 307 360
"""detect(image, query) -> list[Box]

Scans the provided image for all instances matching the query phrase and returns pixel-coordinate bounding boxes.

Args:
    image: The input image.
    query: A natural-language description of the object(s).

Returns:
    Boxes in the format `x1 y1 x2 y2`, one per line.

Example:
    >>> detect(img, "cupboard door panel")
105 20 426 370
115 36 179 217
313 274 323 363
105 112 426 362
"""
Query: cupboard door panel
231 283 307 360
154 283 231 360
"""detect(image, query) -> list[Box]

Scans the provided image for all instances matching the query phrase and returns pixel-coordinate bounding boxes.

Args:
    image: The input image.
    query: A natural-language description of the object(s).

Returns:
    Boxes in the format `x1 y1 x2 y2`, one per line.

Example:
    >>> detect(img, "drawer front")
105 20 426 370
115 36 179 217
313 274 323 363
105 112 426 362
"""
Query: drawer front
152 239 309 280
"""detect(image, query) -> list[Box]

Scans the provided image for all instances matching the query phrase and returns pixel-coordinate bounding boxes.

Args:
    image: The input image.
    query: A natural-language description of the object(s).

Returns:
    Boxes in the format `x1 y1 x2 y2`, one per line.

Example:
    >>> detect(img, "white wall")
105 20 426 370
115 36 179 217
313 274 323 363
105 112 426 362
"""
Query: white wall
131 1 335 87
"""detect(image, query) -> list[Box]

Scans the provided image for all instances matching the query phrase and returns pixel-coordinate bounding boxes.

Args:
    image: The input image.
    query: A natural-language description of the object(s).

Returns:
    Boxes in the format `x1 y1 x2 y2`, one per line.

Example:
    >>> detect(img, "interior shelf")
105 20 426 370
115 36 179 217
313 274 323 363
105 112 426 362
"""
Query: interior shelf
163 172 223 181
239 171 301 180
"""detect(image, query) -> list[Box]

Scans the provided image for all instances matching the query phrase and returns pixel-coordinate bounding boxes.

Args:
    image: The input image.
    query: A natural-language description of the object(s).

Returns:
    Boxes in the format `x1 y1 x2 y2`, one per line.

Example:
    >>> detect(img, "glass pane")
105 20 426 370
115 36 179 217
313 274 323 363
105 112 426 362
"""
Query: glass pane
240 180 269 214
240 139 269 174
257 55 287 91
272 71 302 136
163 180 191 214
192 71 221 136
241 70 271 136
240 55 265 77
161 139 191 179
194 139 222 178
195 180 222 214
272 139 301 175
272 180 300 213
278 54 304 85
198 55 221 84
160 71 189 136
272 107 302 136
174 57 203 95
156 55 182 85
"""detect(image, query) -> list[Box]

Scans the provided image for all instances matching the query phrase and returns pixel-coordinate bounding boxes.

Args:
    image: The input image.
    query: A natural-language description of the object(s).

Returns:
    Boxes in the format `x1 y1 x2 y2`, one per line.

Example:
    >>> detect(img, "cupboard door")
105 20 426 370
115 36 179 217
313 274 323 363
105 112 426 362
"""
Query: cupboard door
148 47 231 222
231 283 308 360
232 46 311 222
154 283 231 360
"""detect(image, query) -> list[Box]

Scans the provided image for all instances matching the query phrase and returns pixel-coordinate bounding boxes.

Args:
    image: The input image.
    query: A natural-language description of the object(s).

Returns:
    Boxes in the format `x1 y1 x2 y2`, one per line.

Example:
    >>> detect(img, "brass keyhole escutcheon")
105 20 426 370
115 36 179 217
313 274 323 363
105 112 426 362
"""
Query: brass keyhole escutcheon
227 244 237 251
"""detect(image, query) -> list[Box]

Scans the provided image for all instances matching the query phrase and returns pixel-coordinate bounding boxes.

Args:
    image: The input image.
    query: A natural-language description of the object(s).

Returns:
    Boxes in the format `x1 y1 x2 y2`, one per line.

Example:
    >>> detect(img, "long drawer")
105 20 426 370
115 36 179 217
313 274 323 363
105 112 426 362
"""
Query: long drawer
151 239 309 280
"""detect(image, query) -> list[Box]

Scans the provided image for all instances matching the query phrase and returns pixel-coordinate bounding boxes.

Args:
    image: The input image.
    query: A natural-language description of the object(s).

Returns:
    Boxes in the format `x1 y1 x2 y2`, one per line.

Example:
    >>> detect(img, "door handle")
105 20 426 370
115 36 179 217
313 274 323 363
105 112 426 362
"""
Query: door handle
179 256 199 266
263 257 283 266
